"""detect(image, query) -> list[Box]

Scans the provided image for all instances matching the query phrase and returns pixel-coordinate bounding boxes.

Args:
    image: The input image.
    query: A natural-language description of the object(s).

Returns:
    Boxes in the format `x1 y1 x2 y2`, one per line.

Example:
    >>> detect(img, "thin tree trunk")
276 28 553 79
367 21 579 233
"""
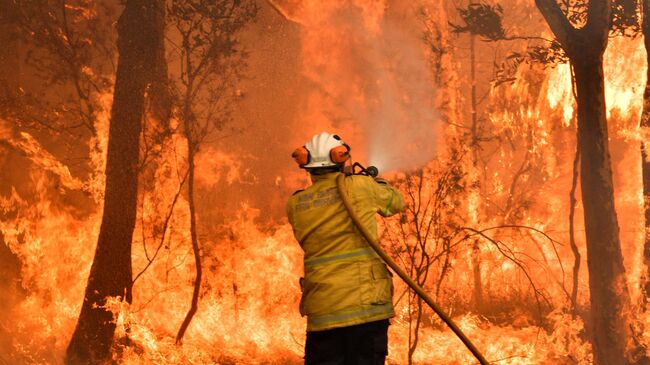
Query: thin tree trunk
470 33 478 142
65 1 159 363
407 298 423 365
176 106 202 344
469 32 484 312
568 139 581 319
471 240 483 310
407 292 414 365
636 28 650 365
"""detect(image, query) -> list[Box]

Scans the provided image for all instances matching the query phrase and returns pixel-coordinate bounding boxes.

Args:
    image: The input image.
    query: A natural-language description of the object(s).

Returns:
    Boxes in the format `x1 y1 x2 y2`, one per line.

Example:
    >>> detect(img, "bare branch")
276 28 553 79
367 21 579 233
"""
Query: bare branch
460 227 551 319
132 168 190 285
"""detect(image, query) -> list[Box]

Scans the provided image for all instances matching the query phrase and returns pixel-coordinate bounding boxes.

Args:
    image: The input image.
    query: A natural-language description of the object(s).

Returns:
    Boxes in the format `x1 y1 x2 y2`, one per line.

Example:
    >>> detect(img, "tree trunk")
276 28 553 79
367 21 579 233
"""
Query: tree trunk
149 0 171 127
469 33 484 312
65 1 160 363
572 52 641 364
0 0 20 92
568 139 581 318
176 101 203 344
535 0 649 362
471 240 483 310
175 137 202 343
470 33 478 142
641 0 650 309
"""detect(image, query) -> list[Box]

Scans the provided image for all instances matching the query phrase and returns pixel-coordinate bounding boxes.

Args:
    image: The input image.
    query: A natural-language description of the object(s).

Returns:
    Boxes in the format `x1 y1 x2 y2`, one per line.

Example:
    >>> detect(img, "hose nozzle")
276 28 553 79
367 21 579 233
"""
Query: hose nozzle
349 162 379 177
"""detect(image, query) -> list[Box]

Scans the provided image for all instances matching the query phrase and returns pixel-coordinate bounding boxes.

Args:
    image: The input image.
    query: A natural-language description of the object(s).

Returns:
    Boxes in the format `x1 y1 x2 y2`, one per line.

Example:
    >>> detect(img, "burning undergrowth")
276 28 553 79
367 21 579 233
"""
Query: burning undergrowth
1 0 650 364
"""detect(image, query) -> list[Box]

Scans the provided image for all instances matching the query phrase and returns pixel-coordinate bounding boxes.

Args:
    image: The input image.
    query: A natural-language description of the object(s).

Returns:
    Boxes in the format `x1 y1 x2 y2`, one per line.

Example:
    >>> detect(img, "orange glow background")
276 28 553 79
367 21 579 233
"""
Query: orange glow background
1 0 649 364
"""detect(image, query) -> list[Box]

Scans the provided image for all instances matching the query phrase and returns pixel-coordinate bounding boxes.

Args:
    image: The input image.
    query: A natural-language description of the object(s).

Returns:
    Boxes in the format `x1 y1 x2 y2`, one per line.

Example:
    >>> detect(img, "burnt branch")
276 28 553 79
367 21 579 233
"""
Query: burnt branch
459 227 551 321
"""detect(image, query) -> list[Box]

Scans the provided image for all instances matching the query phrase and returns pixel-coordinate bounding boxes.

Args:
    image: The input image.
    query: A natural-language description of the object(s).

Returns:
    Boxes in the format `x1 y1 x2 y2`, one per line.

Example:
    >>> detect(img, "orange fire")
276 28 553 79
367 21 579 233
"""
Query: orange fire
2 0 650 364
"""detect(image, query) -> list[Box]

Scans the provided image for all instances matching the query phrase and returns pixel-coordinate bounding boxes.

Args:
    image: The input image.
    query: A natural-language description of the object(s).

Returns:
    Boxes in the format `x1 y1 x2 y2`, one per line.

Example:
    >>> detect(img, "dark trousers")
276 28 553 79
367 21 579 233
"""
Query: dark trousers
304 319 389 365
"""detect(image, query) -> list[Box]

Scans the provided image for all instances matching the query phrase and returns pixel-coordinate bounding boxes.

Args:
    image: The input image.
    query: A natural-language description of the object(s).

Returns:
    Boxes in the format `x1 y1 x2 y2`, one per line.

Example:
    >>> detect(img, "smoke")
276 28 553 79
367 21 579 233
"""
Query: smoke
197 1 442 220
365 4 441 173
287 0 440 173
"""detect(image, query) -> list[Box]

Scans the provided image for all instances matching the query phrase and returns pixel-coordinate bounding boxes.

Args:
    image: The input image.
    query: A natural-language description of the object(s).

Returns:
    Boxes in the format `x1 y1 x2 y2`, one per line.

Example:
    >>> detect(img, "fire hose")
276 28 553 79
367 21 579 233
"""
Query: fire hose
335 173 490 365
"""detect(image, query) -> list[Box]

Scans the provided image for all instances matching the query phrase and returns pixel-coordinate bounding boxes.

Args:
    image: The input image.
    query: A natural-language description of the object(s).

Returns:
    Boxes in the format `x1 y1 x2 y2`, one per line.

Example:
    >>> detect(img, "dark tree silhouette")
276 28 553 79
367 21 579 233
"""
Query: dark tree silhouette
166 0 258 343
6 0 116 139
536 0 649 363
449 2 507 313
448 2 551 315
65 0 163 363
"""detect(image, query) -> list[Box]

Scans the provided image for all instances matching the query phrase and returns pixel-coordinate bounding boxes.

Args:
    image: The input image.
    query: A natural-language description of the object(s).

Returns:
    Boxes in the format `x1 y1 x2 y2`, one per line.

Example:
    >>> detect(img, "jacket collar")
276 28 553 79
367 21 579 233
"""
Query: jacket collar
310 171 342 184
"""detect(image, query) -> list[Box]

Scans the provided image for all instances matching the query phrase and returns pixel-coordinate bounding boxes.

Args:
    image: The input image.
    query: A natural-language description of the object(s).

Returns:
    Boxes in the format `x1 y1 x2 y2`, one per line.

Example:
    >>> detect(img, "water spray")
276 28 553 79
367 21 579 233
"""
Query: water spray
335 172 490 365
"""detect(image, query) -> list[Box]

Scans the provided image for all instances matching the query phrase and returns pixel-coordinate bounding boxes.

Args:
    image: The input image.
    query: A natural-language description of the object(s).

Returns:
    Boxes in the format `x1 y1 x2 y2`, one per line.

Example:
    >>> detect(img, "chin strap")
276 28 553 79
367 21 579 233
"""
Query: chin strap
336 174 490 365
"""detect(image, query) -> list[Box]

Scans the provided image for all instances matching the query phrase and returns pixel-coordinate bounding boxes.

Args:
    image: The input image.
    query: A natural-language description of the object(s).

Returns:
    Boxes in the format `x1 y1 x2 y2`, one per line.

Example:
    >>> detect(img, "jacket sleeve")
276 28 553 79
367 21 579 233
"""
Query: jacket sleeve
371 178 405 217
286 196 295 226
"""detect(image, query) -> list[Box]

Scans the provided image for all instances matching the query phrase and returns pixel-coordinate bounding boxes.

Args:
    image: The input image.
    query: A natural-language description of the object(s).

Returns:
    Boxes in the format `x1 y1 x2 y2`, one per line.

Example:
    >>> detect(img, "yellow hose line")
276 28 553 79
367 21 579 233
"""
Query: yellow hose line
336 174 490 365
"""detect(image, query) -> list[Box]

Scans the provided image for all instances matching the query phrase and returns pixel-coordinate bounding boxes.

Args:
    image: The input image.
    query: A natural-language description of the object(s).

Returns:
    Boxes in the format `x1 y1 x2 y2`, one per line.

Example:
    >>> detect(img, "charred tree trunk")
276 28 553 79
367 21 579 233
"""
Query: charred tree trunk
641 0 650 308
536 0 649 363
65 1 160 363
568 140 581 318
0 0 20 93
175 134 202 343
573 50 640 365
176 95 202 344
469 33 484 312
149 0 171 128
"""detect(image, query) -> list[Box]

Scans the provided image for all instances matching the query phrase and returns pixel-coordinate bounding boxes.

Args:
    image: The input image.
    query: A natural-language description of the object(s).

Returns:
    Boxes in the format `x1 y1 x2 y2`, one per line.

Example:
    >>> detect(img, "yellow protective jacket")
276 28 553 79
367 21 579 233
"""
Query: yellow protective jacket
286 172 405 331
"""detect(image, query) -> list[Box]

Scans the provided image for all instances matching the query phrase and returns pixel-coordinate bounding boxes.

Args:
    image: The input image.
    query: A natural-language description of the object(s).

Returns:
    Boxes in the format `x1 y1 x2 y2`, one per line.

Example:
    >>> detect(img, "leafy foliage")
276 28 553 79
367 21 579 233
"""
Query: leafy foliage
5 0 117 136
167 0 258 144
494 41 569 86
449 2 506 41
494 0 640 86
558 0 588 29
610 0 640 37
527 40 570 65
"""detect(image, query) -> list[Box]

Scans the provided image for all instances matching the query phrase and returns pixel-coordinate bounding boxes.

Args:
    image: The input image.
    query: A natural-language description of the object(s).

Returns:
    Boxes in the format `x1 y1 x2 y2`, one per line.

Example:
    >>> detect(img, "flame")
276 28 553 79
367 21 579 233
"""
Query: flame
283 0 440 173
2 1 650 364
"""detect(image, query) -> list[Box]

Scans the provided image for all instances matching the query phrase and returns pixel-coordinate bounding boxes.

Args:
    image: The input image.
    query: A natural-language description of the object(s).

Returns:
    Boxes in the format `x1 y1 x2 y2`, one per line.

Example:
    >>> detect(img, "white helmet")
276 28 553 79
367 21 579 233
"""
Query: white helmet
292 132 351 169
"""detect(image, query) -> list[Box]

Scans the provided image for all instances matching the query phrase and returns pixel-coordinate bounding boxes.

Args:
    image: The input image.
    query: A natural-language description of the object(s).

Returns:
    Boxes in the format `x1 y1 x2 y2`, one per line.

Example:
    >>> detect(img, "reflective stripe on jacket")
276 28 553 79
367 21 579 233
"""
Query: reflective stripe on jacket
286 172 405 331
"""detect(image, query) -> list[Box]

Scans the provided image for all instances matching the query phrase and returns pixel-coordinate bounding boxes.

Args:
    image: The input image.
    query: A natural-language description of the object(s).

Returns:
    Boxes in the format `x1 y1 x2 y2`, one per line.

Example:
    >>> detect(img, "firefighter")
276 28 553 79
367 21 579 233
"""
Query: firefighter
287 132 405 365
